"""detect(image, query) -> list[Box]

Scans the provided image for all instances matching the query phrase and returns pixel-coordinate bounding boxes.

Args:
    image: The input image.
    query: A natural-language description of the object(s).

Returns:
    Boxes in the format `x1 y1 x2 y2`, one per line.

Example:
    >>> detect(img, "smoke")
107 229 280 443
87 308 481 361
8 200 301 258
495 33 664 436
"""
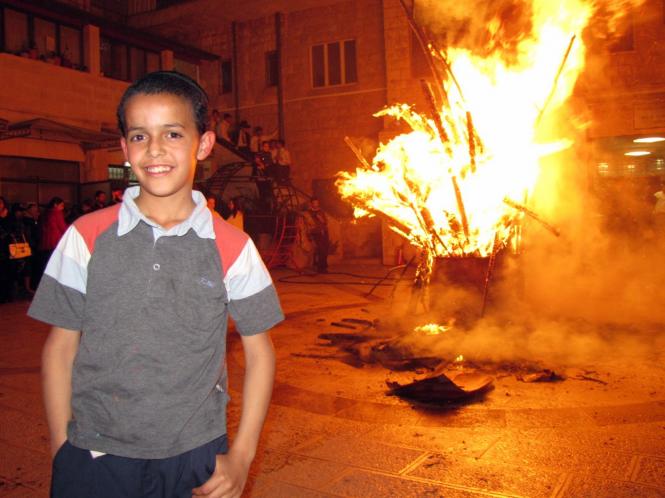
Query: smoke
376 0 662 369
413 0 647 64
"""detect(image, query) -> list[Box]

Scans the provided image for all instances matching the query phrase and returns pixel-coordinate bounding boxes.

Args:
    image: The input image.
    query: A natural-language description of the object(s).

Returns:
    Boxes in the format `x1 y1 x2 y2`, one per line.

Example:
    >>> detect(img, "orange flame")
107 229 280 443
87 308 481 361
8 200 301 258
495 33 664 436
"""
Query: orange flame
337 0 594 277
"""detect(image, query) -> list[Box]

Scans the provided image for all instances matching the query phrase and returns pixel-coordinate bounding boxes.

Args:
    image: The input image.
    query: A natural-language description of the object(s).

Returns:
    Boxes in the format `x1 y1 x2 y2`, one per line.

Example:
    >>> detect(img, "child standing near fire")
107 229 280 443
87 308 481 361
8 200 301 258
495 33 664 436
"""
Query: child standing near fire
29 71 283 498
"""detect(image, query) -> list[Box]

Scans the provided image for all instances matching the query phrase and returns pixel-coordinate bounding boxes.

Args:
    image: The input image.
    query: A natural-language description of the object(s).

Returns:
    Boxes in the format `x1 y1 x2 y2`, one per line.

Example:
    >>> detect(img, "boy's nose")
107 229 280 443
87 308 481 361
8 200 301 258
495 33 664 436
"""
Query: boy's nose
147 138 165 157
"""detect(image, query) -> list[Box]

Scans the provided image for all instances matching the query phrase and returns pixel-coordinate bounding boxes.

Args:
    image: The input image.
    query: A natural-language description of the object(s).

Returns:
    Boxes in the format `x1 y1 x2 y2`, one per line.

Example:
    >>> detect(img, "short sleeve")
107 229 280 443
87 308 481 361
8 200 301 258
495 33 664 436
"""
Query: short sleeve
224 238 284 335
28 225 90 331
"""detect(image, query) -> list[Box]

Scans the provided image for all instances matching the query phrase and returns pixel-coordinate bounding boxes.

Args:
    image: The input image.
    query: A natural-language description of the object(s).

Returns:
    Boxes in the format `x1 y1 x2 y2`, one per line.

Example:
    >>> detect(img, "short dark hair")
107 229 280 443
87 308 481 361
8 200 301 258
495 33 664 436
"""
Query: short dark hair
116 70 209 136
95 190 106 198
48 196 64 208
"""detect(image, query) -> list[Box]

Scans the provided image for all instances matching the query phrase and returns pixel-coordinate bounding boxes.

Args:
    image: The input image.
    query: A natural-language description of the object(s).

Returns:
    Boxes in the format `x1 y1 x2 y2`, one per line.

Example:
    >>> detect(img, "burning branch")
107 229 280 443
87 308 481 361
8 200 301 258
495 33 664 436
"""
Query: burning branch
503 197 561 237
344 136 372 170
397 0 446 105
537 34 577 125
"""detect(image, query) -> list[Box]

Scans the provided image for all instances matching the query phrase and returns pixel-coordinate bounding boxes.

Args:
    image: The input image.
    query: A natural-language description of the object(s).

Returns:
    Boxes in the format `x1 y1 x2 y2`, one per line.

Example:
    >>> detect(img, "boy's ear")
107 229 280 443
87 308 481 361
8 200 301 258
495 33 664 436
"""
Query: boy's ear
197 131 216 161
120 137 129 161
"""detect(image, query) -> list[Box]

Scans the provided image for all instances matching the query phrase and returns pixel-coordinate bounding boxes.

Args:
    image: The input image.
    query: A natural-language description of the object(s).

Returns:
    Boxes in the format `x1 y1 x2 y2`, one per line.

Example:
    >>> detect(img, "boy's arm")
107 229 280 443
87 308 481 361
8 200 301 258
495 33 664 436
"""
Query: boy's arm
42 326 80 457
193 331 275 498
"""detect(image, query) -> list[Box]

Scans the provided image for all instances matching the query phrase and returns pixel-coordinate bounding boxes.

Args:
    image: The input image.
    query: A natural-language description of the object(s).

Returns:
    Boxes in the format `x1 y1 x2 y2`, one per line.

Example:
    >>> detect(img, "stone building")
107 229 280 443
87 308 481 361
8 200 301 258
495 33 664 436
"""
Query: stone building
1 0 664 260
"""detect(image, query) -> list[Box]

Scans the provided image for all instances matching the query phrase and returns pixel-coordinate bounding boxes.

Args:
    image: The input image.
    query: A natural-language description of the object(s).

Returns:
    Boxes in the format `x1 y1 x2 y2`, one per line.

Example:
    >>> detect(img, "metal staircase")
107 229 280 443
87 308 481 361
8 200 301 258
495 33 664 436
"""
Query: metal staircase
199 139 310 269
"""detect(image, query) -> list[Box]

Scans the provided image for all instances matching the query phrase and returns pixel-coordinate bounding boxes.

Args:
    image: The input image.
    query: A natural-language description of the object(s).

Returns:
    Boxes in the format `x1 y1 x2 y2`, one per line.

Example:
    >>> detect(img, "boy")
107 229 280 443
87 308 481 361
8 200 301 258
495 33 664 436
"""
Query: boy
28 71 283 498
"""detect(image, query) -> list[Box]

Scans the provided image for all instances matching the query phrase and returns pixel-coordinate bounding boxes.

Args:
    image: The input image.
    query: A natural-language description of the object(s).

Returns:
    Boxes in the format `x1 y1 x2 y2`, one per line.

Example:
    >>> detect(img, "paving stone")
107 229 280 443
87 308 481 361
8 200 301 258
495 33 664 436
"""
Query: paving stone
251 480 338 497
0 443 50 493
589 400 665 425
296 435 425 474
0 404 50 452
0 480 48 498
560 475 665 498
407 452 562 498
634 456 665 488
416 406 507 429
367 425 500 458
504 406 596 428
482 436 634 478
260 404 374 453
333 399 424 426
324 469 491 497
250 450 347 490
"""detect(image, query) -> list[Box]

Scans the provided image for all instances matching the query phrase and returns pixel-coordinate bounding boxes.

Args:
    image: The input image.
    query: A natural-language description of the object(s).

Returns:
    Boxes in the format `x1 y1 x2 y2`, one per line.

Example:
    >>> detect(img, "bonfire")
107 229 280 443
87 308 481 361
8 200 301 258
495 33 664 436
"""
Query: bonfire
337 0 594 293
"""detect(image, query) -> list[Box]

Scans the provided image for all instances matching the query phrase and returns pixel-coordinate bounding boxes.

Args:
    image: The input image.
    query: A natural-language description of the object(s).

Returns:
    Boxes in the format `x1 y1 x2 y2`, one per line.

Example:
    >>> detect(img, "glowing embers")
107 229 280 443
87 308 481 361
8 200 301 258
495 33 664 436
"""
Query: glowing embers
414 322 453 336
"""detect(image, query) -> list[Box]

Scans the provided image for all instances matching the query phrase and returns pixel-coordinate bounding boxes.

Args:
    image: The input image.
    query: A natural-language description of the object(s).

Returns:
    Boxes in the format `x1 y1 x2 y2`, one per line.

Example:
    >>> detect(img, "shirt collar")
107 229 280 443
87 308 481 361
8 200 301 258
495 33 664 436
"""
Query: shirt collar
117 186 215 239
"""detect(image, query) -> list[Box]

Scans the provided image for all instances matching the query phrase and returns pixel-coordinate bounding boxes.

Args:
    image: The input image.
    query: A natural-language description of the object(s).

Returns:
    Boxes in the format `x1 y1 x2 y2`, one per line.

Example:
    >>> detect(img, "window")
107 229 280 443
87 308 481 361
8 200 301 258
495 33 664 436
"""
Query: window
33 18 56 58
60 25 82 67
220 59 233 94
265 50 278 87
101 37 128 80
3 9 29 53
2 8 83 69
311 39 358 88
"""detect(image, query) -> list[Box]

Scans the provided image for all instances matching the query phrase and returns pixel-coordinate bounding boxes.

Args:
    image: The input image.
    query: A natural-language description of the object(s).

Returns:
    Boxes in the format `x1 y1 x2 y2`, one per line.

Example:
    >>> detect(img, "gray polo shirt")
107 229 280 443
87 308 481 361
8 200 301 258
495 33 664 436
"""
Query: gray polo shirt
28 187 283 458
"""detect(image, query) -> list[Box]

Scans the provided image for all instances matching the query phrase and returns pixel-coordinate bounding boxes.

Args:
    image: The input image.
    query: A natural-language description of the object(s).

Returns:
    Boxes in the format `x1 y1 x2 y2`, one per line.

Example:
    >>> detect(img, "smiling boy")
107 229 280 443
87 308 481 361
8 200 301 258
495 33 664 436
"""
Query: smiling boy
28 71 283 498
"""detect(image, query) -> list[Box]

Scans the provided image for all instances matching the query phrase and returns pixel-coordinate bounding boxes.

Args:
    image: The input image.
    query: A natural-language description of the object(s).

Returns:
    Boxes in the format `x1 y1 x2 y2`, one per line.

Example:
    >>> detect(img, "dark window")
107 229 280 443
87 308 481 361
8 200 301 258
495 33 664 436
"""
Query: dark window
101 37 129 81
312 44 325 87
344 40 357 83
130 47 146 81
265 50 278 87
60 25 82 67
34 17 56 58
327 42 341 85
221 59 233 94
146 51 160 73
311 40 357 88
3 8 29 54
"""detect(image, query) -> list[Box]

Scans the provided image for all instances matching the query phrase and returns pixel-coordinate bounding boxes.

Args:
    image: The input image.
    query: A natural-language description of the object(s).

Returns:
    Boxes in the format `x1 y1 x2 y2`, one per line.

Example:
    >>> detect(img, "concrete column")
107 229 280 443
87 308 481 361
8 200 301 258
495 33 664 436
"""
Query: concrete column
83 24 100 76
161 50 174 71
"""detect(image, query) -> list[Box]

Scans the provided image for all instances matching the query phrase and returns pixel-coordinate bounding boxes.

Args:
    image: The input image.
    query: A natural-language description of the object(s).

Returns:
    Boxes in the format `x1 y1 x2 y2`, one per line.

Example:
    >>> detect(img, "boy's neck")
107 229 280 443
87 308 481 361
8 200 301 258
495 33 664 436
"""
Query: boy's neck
134 190 197 230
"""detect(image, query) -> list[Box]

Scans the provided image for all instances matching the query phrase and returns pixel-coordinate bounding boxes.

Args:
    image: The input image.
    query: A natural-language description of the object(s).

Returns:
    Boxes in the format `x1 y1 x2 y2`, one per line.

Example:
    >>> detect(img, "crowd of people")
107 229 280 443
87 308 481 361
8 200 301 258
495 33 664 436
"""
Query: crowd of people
211 111 292 185
0 188 124 303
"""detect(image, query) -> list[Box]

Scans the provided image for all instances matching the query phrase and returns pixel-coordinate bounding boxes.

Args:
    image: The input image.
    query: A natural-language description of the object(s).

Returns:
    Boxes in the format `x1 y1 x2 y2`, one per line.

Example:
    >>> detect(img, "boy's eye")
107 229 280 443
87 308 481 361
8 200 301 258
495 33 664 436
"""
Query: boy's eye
167 131 183 139
129 134 145 142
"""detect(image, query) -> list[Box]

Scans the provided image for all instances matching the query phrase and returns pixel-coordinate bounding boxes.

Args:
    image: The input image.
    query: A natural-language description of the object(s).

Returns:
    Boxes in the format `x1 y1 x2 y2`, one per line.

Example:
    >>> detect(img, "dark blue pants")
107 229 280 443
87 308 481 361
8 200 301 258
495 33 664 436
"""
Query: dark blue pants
50 435 228 498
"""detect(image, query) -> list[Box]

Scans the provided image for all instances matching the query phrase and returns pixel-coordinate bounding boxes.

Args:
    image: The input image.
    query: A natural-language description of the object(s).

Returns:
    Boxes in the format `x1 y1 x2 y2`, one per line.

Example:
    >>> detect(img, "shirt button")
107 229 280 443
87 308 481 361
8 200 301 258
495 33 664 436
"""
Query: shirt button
153 263 160 271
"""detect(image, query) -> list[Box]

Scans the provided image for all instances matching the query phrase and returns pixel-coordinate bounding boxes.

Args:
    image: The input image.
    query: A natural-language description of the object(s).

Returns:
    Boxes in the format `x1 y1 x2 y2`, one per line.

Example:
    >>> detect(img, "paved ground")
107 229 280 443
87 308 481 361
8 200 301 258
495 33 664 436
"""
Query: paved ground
1 259 665 497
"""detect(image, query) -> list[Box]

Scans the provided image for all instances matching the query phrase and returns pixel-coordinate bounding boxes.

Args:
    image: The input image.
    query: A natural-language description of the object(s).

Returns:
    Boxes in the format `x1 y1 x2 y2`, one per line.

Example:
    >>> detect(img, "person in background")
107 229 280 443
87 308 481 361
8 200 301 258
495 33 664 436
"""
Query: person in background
303 197 330 273
22 202 41 294
36 197 67 287
223 197 244 231
66 199 93 224
0 196 12 303
236 120 251 155
275 140 292 183
109 188 124 206
218 113 233 143
206 194 222 218
92 190 107 211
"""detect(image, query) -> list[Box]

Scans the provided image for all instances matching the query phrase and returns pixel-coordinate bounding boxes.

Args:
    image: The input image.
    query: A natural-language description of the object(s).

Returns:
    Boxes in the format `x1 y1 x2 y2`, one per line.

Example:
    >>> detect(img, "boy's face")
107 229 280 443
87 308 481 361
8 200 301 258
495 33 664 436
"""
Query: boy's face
120 93 214 203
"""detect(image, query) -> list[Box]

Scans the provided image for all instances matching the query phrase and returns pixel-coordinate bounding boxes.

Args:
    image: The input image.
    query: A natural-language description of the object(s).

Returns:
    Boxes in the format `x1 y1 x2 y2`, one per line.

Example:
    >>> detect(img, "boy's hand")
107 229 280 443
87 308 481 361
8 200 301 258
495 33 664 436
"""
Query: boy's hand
192 451 251 498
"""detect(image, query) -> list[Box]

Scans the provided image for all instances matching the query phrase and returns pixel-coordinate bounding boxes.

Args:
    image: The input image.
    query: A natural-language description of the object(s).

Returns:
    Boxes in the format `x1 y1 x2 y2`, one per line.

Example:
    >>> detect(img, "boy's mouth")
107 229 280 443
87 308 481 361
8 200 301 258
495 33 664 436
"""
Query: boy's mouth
144 165 174 175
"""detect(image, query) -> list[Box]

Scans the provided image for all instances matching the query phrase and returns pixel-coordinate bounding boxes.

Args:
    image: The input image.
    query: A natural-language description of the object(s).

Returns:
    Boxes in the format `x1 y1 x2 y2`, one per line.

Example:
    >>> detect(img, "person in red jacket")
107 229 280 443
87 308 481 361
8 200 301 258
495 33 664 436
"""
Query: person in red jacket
36 197 67 286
